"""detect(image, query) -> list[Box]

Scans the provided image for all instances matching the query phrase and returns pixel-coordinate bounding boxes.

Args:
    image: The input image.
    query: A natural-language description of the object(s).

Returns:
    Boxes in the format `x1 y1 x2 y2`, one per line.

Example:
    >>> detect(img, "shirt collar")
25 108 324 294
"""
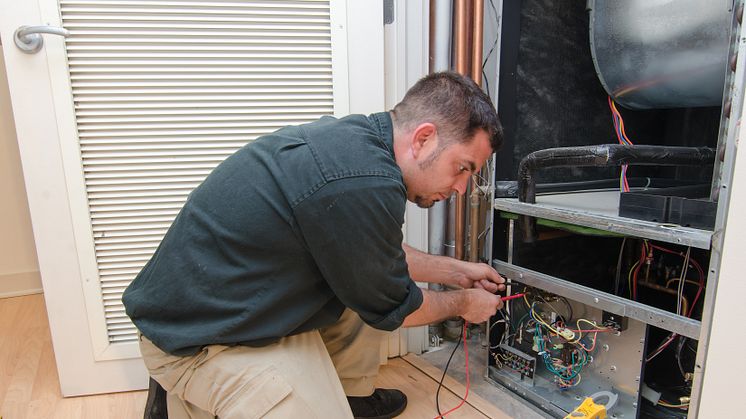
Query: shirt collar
369 112 395 157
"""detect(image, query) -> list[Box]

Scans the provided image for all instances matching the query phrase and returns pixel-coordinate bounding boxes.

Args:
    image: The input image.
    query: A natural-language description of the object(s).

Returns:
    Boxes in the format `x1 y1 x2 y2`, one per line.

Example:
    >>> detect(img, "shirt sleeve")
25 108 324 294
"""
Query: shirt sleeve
292 176 423 331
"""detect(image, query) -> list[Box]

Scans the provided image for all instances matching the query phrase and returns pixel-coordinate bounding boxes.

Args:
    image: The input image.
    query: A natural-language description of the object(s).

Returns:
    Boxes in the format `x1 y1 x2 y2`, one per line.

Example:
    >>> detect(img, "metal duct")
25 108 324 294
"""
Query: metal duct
589 0 732 109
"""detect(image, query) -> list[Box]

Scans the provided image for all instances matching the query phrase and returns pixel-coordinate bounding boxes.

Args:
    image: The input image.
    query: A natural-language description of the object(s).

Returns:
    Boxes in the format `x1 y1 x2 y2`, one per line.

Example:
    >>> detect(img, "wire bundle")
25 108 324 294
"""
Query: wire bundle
620 242 705 413
608 96 634 192
509 294 615 389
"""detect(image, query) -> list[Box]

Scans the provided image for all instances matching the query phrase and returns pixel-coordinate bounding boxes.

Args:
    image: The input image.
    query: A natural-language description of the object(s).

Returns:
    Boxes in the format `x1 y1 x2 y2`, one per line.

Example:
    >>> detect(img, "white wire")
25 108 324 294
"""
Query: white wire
676 247 691 315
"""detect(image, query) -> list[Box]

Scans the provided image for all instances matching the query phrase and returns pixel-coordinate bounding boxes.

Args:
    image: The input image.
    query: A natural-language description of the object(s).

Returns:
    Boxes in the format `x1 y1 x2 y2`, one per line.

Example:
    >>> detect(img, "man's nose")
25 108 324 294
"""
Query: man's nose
452 176 469 196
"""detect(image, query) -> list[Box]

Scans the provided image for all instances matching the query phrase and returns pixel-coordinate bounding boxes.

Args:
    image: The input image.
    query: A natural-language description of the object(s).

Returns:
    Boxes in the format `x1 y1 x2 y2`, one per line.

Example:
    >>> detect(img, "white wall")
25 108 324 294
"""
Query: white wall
0 44 42 298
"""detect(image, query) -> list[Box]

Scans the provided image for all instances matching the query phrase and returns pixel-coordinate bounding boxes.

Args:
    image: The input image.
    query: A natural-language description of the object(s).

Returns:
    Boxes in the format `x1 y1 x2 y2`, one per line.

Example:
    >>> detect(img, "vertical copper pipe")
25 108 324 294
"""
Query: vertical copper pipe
467 0 484 262
471 0 484 86
452 0 470 260
453 0 470 75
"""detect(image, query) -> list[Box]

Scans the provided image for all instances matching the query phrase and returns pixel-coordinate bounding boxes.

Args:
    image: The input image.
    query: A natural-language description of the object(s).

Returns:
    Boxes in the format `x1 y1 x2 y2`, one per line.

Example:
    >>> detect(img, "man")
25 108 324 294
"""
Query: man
123 71 506 419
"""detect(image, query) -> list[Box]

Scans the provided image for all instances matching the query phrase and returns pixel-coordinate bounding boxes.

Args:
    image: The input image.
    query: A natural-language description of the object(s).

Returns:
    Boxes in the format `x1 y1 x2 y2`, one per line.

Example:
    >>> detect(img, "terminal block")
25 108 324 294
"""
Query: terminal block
494 344 537 385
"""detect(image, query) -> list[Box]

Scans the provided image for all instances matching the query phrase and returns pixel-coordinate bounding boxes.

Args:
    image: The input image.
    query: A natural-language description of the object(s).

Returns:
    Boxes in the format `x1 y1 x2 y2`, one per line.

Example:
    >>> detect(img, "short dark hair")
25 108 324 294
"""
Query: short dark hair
391 71 503 152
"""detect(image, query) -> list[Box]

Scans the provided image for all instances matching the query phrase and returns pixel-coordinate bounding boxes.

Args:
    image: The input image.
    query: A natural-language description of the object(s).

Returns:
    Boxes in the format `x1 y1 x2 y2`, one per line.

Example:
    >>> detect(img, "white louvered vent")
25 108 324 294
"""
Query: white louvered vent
60 0 335 344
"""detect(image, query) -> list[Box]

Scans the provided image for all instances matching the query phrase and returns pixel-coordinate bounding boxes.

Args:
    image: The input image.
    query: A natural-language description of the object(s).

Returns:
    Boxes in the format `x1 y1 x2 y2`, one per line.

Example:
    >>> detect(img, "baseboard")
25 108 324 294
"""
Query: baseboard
0 271 43 298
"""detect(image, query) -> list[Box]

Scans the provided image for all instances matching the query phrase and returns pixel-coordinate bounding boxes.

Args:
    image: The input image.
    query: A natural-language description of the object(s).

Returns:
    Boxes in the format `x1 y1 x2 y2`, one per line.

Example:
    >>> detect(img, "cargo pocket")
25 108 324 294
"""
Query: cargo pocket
213 365 293 419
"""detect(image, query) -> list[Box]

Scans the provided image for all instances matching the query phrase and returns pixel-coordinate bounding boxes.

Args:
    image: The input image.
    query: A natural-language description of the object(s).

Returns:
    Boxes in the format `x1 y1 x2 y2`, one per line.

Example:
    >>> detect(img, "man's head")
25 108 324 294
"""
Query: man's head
391 72 503 208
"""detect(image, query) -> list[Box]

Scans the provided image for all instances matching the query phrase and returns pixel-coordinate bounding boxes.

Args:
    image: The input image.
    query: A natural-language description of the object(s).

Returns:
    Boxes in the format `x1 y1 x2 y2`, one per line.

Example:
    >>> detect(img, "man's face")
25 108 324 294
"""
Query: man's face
407 130 493 209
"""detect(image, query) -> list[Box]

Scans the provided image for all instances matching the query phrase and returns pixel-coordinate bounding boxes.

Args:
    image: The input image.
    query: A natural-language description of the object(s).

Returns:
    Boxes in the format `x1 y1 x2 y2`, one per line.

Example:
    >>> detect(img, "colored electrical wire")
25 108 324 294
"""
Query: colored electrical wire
658 399 689 409
646 333 678 362
649 243 705 317
608 96 634 192
434 322 470 418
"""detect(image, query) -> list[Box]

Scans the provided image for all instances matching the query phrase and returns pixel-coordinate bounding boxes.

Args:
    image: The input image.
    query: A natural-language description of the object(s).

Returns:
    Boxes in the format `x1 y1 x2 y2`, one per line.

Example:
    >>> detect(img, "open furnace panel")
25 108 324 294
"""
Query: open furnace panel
485 1 743 417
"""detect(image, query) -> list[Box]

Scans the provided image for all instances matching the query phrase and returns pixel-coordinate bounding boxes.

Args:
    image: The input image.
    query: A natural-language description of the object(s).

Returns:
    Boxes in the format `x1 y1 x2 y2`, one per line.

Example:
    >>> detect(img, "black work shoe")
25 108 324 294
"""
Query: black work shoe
347 388 408 419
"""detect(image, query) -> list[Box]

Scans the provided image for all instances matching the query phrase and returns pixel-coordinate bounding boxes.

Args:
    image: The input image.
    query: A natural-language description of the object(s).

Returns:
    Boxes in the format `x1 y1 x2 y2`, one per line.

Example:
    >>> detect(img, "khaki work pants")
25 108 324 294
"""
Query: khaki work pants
139 309 388 419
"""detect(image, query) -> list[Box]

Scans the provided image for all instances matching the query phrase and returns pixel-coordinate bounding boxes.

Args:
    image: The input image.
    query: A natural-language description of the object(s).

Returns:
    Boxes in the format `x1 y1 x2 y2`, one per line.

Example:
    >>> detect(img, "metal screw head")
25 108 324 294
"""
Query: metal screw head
519 273 524 279
594 297 599 303
610 365 617 371
602 344 610 352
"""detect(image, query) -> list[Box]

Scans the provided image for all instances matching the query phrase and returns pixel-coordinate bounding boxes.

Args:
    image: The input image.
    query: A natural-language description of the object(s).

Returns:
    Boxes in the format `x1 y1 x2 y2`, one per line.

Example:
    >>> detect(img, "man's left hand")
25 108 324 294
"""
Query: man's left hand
453 261 506 293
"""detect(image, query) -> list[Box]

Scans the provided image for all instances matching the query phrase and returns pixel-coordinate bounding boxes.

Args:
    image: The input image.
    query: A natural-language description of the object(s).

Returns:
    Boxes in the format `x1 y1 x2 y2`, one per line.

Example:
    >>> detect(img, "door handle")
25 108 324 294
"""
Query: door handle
14 25 70 54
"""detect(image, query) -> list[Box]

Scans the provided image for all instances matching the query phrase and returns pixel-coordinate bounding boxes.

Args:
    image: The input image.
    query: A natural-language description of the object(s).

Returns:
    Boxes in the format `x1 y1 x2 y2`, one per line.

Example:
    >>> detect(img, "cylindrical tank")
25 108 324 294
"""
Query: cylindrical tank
589 0 732 109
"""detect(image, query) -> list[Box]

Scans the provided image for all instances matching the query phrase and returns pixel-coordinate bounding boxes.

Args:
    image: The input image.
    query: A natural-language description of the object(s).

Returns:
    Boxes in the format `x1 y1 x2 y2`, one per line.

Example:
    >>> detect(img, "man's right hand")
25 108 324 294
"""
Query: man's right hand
460 288 502 323
402 288 504 328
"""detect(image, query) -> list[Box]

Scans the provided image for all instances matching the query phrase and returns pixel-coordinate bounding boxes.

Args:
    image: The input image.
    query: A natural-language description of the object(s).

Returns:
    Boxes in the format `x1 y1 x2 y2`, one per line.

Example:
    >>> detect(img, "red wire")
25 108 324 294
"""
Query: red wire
434 323 470 419
643 243 706 362
648 243 706 317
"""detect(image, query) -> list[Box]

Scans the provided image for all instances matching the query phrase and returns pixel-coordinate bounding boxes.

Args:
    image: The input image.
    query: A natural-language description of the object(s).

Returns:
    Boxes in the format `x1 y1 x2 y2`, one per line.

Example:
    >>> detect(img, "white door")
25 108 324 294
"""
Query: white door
0 0 384 396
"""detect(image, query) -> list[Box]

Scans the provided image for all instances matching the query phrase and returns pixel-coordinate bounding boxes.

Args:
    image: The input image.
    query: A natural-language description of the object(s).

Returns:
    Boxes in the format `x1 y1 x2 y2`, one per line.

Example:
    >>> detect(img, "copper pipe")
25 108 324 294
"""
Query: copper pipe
467 0 484 262
452 0 471 260
471 0 484 85
453 0 470 75
465 0 474 73
638 281 689 316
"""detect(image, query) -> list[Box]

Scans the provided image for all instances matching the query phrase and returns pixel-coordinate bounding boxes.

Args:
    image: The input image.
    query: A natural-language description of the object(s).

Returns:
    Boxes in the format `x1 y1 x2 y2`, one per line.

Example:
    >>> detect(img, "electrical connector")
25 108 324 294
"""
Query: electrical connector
557 327 576 341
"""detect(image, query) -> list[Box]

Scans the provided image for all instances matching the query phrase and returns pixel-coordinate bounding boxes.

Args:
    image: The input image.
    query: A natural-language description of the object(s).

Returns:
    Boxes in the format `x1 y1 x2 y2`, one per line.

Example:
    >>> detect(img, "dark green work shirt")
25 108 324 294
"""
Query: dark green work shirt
122 112 423 356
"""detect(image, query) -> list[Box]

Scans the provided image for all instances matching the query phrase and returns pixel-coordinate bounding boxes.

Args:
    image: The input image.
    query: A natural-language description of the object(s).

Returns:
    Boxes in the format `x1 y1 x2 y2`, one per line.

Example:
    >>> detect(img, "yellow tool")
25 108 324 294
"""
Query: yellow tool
564 391 618 419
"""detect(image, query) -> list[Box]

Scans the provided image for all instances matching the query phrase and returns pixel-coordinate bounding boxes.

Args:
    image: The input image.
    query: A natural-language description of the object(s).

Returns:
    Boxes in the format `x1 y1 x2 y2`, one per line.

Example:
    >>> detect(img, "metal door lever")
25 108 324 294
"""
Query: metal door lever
14 25 70 54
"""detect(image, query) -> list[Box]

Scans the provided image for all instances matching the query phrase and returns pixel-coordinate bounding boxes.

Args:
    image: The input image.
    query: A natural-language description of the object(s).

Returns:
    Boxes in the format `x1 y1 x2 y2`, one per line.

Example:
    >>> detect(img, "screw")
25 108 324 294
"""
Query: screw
594 297 599 303
602 344 610 352
610 365 617 372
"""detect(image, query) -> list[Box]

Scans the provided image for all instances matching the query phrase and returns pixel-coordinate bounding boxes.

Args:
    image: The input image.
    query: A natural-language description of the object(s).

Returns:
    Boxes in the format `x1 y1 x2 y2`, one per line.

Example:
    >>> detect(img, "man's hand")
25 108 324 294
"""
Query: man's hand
452 261 506 293
402 243 507 292
460 288 503 323
402 288 505 327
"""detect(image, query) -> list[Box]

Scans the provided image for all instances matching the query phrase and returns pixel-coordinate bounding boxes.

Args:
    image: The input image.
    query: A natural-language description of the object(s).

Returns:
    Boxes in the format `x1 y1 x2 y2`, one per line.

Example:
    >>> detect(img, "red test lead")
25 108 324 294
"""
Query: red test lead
500 293 526 302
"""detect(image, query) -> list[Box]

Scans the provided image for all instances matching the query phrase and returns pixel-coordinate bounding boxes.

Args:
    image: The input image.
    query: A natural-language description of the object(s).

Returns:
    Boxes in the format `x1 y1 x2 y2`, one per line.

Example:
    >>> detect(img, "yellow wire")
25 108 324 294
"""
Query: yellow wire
665 278 701 288
530 303 560 335
577 319 601 330
569 318 604 344
523 293 531 309
611 100 632 144
658 401 689 409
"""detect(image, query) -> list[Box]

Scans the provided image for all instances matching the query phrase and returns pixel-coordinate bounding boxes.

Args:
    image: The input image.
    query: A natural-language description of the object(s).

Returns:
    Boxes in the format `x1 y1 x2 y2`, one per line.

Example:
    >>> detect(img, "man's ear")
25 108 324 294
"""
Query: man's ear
410 122 437 158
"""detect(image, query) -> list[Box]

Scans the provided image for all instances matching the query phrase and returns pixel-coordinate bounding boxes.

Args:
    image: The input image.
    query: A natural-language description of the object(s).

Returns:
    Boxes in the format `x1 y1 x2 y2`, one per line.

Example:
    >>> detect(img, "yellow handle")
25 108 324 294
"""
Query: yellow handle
563 397 607 419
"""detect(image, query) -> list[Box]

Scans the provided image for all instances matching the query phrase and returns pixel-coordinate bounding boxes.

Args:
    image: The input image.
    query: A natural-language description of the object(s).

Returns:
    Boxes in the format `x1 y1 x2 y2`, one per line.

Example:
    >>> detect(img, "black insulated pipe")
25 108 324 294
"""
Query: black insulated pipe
517 144 715 242
495 177 695 198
